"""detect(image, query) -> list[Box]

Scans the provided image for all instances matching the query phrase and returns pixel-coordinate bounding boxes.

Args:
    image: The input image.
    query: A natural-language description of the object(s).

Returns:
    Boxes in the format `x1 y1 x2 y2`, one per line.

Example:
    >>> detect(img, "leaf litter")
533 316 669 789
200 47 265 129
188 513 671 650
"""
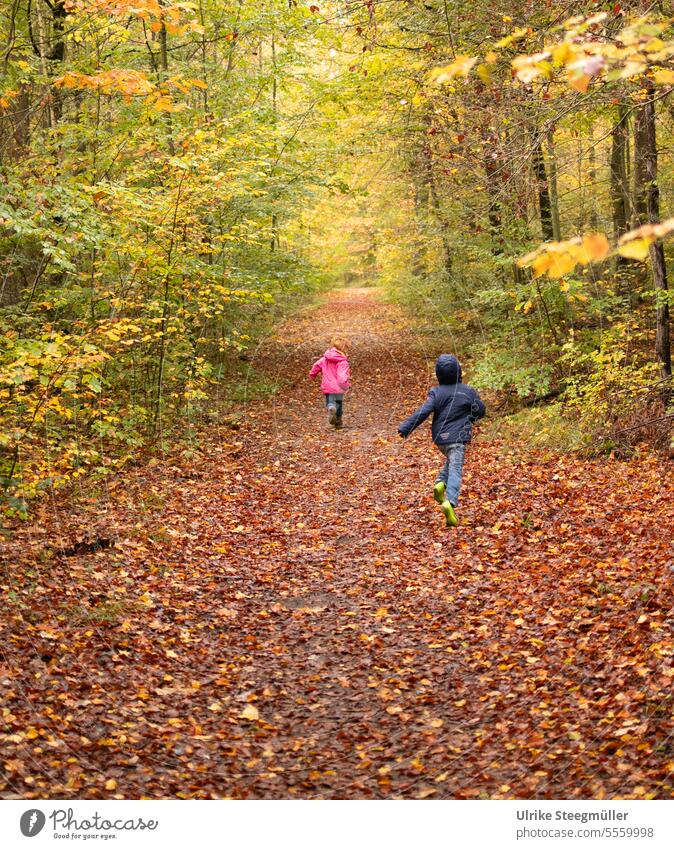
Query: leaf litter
0 289 672 799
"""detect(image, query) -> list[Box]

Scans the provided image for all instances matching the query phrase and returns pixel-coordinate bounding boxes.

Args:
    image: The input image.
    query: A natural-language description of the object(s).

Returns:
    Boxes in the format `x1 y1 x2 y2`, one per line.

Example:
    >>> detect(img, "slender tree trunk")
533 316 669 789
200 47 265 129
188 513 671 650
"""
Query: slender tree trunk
270 32 279 251
588 124 598 231
533 139 554 241
420 130 452 276
427 174 453 277
611 103 631 276
546 127 561 241
50 0 66 122
410 155 429 278
484 150 503 255
610 104 630 241
634 84 672 382
158 18 175 156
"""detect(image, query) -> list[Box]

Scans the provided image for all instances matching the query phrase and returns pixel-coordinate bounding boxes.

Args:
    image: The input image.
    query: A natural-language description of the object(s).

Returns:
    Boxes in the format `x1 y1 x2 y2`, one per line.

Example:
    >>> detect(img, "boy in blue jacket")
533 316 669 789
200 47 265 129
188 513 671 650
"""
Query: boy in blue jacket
398 354 486 527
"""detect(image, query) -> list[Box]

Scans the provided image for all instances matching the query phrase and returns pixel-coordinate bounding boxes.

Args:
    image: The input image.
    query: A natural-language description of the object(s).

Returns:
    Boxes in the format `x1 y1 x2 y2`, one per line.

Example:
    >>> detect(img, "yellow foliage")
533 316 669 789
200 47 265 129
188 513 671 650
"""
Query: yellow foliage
54 69 155 97
66 0 204 34
520 218 674 278
519 233 610 279
654 69 674 84
512 52 553 84
617 218 674 258
428 55 477 84
0 89 19 109
510 12 674 91
617 238 652 260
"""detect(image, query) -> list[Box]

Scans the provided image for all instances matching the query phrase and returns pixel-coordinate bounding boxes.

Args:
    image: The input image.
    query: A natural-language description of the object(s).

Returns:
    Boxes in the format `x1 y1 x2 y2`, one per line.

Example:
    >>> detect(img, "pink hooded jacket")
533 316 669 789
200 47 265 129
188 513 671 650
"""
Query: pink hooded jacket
309 347 351 394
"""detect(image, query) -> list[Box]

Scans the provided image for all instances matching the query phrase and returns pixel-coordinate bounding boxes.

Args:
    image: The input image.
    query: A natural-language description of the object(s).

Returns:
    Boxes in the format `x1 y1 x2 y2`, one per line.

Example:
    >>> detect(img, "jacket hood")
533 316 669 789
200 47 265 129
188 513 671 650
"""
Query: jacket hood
435 354 462 385
324 347 348 362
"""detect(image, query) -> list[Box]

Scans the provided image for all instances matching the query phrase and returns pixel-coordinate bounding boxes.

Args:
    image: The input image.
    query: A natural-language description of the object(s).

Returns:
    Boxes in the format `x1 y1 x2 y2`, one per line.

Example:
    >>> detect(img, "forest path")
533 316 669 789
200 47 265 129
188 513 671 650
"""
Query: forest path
2 288 673 799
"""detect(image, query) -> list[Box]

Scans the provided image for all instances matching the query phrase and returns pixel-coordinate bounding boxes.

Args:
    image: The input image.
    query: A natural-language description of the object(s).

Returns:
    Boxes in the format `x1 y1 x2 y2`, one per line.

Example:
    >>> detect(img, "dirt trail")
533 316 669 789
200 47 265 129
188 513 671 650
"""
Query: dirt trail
2 288 673 799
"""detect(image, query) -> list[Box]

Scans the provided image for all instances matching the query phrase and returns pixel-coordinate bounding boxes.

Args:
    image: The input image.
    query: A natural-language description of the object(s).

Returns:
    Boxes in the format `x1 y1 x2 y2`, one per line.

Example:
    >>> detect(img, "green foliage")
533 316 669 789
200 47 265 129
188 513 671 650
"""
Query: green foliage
473 350 554 399
560 324 659 450
484 403 584 453
0 0 343 512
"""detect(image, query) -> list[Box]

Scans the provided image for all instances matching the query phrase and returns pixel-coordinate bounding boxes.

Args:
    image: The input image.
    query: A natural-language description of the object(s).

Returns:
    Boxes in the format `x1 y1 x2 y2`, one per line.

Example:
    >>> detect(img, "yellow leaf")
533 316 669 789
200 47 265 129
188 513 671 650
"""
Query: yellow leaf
547 251 578 278
476 64 492 85
497 27 529 49
568 72 590 93
156 96 175 112
512 52 551 83
239 705 260 721
532 254 552 278
618 238 651 260
581 232 610 262
552 43 574 65
428 55 477 84
654 69 674 85
614 725 635 738
105 778 117 790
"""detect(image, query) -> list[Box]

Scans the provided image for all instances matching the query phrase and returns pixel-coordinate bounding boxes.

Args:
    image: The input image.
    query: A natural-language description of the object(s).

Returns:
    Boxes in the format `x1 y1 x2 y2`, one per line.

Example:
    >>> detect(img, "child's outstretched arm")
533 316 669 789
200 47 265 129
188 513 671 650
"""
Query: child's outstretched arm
309 357 324 379
470 390 486 421
398 389 436 438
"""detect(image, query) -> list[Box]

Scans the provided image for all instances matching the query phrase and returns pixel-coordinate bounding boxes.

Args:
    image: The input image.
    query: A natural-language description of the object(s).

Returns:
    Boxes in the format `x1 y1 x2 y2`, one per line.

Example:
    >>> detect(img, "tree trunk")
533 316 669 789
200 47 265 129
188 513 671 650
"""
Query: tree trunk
546 127 561 241
533 139 554 241
634 84 672 382
588 124 598 231
610 104 630 242
484 151 503 255
411 176 428 278
421 139 452 277
158 17 175 155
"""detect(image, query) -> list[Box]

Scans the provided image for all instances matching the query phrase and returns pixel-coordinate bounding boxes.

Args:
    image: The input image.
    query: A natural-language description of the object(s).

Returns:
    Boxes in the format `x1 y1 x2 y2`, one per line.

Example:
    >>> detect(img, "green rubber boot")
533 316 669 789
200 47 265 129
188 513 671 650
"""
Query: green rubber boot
433 481 446 505
441 500 458 528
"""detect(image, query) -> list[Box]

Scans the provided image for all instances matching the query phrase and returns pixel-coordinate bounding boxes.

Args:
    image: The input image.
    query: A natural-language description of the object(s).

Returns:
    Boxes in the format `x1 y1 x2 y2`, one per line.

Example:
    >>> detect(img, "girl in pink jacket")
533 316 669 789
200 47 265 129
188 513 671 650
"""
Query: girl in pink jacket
309 338 351 429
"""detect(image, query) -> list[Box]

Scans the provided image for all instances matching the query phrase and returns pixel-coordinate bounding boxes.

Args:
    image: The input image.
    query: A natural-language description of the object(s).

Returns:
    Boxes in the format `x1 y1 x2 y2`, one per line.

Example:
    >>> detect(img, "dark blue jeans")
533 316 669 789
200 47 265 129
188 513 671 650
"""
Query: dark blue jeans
325 393 343 418
436 442 466 506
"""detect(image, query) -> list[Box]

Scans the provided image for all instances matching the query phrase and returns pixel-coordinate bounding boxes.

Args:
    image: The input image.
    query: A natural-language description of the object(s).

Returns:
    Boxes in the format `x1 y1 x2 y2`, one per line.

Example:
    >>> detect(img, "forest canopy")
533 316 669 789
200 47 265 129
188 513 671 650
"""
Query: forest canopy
1 0 673 514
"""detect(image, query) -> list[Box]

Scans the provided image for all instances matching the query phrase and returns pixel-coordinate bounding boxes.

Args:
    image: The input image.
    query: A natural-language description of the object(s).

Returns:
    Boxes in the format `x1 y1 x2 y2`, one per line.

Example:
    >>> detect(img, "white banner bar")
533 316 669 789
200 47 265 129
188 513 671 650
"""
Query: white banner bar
1 799 672 849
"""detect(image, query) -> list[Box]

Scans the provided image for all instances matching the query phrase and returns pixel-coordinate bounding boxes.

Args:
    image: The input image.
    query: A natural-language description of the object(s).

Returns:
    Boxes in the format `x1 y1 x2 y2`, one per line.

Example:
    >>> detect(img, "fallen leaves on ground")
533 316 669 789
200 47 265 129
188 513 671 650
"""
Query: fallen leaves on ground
1 289 672 799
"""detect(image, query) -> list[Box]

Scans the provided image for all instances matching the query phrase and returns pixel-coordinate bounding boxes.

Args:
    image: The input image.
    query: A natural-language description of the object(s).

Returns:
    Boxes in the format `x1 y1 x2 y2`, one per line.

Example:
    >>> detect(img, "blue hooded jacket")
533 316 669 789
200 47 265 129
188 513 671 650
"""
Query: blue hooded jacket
398 355 486 445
